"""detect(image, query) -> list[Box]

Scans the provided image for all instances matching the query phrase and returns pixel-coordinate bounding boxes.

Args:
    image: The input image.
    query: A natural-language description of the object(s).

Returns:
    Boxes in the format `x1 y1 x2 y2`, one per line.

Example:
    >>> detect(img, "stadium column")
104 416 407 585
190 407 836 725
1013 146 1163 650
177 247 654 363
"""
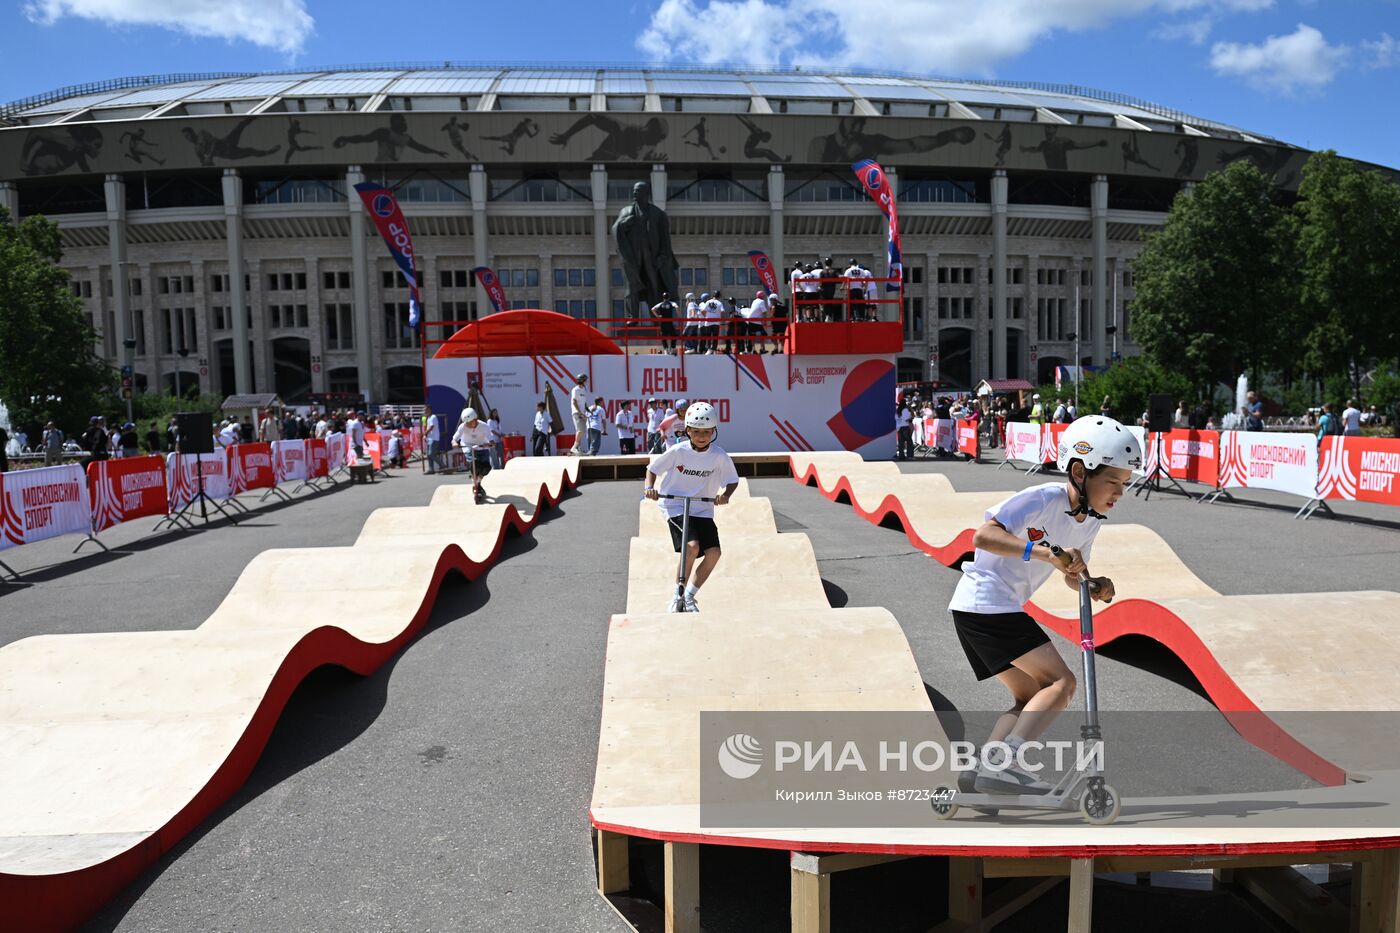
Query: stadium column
306 257 326 394
469 165 489 313
190 259 207 396
1091 174 1108 367
974 253 990 386
221 169 252 394
991 169 1009 380
0 181 17 222
347 165 373 398
1027 254 1040 380
591 163 610 316
650 163 667 212
103 174 132 381
139 261 159 392
768 165 784 284
926 250 939 381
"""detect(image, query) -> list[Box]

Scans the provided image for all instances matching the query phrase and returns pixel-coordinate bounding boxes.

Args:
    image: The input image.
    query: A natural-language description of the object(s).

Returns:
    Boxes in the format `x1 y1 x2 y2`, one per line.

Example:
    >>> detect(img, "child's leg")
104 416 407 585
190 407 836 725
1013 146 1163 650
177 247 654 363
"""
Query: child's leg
681 539 700 580
689 547 722 588
1003 644 1077 741
987 667 1042 744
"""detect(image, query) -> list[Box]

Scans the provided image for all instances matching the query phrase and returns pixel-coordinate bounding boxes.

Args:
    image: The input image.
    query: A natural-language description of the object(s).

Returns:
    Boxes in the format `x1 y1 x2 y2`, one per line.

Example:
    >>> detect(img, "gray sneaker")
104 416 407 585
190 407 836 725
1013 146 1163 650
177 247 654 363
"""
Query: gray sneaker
974 763 1053 795
683 591 699 613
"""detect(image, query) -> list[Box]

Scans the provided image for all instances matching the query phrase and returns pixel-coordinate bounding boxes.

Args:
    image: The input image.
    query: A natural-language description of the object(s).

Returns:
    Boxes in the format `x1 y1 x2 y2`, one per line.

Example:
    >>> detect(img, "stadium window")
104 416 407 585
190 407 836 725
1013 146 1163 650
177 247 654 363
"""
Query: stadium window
610 268 624 288
569 269 582 287
611 299 627 315
129 278 141 297
184 275 194 293
268 274 279 291
382 303 420 349
159 277 169 295
296 272 306 290
324 272 336 290
442 270 455 289
212 306 227 331
677 267 707 288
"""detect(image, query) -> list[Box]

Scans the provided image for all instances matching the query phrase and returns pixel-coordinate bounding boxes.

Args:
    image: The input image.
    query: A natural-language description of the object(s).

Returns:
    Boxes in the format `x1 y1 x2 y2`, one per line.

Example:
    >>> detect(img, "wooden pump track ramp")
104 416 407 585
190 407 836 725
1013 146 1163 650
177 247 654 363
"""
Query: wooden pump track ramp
593 462 1400 933
0 457 582 932
788 451 1400 786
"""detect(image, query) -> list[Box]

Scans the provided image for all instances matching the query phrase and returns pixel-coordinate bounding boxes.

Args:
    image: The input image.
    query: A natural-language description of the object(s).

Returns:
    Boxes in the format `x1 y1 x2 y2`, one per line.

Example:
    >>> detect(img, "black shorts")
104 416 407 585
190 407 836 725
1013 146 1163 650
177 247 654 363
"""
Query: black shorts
667 514 720 554
950 610 1051 681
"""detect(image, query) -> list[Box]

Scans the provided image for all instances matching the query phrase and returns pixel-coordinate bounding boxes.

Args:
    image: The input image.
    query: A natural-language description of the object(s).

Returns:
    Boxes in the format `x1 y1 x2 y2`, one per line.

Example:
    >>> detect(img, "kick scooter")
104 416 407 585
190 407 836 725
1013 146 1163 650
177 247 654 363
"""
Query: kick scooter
656 493 714 613
931 545 1122 825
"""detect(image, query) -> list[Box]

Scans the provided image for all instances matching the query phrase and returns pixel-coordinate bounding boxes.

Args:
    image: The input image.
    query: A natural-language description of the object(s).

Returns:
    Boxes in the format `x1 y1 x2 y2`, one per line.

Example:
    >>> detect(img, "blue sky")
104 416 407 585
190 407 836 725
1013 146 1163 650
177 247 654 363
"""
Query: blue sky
3 0 1397 167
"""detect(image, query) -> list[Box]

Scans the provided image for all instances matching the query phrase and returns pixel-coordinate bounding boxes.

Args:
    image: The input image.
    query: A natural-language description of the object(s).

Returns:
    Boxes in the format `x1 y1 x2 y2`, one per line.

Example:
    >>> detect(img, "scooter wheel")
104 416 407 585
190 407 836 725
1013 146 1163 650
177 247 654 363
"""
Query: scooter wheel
1079 783 1121 825
930 787 958 820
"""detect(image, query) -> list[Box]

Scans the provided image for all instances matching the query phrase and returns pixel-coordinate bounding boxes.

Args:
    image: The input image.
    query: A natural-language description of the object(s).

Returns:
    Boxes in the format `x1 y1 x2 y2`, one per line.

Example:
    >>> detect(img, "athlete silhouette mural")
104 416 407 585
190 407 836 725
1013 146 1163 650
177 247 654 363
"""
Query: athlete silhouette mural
1020 125 1107 171
284 119 322 163
682 117 720 159
483 118 539 156
734 114 790 162
807 117 974 162
1120 132 1160 172
985 124 1012 167
334 113 445 161
441 116 478 160
181 117 280 166
1173 137 1199 178
20 126 103 176
119 129 164 167
549 115 669 161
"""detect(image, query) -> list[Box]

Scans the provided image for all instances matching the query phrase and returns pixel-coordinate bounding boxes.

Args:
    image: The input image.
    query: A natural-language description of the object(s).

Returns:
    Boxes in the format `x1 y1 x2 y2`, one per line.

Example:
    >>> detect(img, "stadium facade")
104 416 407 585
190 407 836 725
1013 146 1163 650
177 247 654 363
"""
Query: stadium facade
0 64 1318 403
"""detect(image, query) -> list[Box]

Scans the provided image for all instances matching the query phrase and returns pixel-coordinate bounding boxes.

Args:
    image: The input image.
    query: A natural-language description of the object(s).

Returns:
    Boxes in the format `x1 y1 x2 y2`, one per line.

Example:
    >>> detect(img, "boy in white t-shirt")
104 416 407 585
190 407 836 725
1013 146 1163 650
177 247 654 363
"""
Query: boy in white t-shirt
948 417 1141 795
615 400 638 455
643 402 739 613
585 397 607 455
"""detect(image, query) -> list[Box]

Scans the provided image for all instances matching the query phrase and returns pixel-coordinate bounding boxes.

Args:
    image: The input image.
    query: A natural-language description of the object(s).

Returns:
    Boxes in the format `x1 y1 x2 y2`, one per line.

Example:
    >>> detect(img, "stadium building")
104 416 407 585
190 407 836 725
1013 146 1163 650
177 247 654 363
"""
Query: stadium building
0 64 1319 403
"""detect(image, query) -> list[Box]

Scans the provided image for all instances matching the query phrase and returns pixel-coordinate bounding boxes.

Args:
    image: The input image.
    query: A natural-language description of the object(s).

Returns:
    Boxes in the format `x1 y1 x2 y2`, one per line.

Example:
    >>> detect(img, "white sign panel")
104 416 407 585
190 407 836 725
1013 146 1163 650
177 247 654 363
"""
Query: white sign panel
1217 430 1318 500
0 464 91 550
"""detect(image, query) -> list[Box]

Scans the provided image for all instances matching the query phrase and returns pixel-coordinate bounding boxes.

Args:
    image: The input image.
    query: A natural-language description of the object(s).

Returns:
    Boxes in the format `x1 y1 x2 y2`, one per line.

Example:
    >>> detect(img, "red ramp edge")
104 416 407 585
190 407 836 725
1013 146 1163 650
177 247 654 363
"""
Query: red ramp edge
788 456 1349 788
0 473 575 933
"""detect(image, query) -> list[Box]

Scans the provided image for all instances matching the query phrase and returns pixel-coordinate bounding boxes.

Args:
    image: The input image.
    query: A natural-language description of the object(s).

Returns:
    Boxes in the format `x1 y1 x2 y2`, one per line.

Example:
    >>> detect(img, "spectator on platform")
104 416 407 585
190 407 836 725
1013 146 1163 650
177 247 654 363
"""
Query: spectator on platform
486 409 503 469
569 373 589 455
1174 400 1190 429
615 400 638 455
1343 399 1362 436
818 257 839 322
789 261 804 305
44 422 64 465
843 259 864 321
531 402 552 457
586 398 607 456
682 293 701 353
895 398 914 460
701 292 725 353
651 293 679 354
259 409 281 443
768 293 788 350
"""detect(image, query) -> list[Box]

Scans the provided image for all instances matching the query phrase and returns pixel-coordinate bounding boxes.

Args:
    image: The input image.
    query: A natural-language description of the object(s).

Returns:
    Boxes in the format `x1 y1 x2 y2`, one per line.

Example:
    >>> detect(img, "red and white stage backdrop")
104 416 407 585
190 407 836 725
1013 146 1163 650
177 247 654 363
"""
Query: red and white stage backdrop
0 465 92 549
426 354 897 457
1317 436 1400 507
1218 430 1318 499
88 456 168 531
167 452 232 510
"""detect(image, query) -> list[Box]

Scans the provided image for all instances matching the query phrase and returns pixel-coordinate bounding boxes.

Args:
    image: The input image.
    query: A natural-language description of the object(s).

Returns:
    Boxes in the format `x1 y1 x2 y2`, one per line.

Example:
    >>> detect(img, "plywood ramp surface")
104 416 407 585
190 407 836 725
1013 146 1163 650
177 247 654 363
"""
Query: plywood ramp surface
0 457 580 930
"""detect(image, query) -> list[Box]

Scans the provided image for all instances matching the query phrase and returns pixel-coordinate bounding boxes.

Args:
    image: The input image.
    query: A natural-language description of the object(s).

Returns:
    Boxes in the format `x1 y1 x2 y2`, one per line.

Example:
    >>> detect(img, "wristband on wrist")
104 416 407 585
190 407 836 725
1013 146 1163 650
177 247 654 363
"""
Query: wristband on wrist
1022 541 1035 561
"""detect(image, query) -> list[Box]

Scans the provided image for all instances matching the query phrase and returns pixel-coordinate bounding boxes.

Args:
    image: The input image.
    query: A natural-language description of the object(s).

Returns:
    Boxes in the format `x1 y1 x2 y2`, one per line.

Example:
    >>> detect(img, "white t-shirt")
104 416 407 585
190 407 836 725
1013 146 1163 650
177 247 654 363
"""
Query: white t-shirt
1343 407 1362 435
424 414 439 441
649 441 740 519
646 406 664 432
685 301 701 322
453 421 491 449
616 409 636 432
534 411 551 434
586 407 606 432
843 265 862 288
789 269 803 294
486 418 501 442
570 384 588 418
948 483 1101 615
746 297 768 320
347 418 366 446
895 407 912 429
703 298 724 321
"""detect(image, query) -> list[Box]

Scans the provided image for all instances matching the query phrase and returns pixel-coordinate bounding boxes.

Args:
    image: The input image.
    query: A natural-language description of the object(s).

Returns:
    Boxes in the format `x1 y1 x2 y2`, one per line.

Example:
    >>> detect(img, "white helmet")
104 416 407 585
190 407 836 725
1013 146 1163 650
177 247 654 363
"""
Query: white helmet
460 407 478 423
1056 416 1142 472
684 402 719 429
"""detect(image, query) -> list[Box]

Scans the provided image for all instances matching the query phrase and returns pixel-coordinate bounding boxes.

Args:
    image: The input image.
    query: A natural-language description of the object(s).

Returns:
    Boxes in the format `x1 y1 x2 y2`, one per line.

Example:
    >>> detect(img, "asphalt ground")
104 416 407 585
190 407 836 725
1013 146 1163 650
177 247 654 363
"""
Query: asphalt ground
1 455 1395 931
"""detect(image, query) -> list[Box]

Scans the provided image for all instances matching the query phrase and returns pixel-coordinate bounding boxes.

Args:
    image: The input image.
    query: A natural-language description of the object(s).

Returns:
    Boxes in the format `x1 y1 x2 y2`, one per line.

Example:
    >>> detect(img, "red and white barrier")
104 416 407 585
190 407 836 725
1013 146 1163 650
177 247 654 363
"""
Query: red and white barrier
273 440 309 484
1160 430 1219 487
88 456 168 532
1317 436 1400 506
326 432 347 473
166 452 232 510
0 464 92 550
1003 422 1041 466
308 438 330 478
229 443 275 495
1217 430 1318 500
956 419 979 459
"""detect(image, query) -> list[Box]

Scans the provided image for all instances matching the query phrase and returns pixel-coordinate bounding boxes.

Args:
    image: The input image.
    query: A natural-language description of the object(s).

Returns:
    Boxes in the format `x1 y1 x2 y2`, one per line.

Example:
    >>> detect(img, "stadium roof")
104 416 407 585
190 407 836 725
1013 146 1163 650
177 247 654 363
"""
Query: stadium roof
0 63 1279 144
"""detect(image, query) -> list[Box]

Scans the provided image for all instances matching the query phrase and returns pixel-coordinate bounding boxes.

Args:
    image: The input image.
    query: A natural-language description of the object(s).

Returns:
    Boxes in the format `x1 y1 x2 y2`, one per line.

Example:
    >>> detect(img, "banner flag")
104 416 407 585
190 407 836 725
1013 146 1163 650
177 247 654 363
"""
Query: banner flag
354 183 422 328
851 160 903 292
472 266 508 314
88 456 168 532
0 465 92 550
746 250 780 296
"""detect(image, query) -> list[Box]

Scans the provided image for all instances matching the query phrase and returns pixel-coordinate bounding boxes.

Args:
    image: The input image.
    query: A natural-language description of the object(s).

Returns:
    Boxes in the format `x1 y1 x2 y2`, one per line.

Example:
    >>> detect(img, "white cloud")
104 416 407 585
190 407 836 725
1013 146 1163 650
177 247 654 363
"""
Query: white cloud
1153 14 1214 44
23 0 314 55
1209 23 1348 93
637 0 1273 74
1361 32 1396 69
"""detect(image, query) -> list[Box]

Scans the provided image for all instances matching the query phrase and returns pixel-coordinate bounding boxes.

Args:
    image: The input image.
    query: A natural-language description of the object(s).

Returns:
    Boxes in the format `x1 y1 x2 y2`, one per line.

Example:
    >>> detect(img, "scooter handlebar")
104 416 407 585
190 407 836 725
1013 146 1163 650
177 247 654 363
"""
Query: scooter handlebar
1049 544 1111 603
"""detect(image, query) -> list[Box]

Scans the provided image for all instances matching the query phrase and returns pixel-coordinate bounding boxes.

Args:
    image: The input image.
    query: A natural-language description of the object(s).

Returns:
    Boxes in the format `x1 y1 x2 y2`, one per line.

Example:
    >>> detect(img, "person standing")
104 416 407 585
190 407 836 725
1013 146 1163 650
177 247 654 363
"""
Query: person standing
423 404 442 473
585 398 606 456
80 416 110 468
1342 398 1362 436
120 421 139 458
895 398 914 460
485 408 504 469
1245 391 1264 432
144 421 162 456
259 409 281 444
645 398 665 454
1099 395 1113 420
650 293 679 354
531 401 552 456
1028 394 1044 426
44 422 65 465
1173 400 1190 429
569 373 589 455
346 411 366 460
615 400 638 454
1316 402 1339 441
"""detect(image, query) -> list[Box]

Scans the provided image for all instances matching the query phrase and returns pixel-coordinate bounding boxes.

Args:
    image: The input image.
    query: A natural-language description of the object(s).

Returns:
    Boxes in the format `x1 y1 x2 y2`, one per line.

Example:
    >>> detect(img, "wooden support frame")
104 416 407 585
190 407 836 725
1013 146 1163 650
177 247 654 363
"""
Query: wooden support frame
1067 858 1095 933
1357 848 1400 933
665 841 700 933
596 829 630 895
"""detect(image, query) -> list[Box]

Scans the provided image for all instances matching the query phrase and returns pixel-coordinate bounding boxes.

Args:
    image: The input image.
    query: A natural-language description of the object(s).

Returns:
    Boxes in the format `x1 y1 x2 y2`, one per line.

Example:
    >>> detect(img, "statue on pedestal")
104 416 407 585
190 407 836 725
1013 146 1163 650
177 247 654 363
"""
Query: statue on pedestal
612 182 678 318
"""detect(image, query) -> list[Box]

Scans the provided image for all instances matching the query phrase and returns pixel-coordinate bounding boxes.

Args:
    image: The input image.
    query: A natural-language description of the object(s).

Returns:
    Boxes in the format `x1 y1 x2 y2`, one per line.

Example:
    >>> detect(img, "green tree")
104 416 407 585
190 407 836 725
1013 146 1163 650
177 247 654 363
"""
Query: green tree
1295 151 1400 395
1128 161 1299 396
1037 355 1193 424
0 207 116 436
